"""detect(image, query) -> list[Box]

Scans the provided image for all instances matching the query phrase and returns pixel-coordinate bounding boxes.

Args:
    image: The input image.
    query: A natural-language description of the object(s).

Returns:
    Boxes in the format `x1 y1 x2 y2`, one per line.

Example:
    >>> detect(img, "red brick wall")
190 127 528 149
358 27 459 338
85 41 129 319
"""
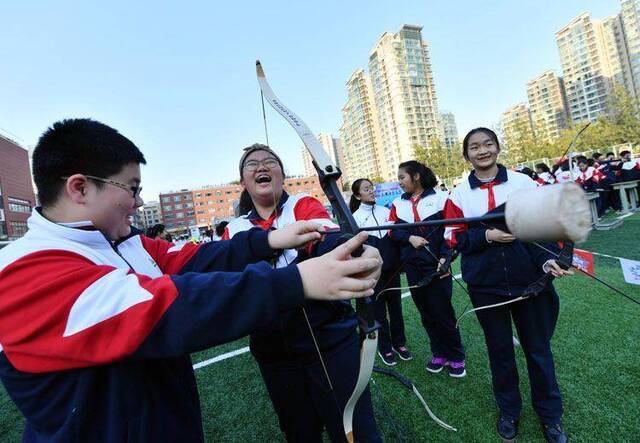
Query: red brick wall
0 136 36 239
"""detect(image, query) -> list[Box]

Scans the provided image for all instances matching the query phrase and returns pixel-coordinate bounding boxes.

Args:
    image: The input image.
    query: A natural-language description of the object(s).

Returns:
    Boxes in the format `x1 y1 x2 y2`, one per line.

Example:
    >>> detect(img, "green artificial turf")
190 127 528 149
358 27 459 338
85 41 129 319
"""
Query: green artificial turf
0 215 638 442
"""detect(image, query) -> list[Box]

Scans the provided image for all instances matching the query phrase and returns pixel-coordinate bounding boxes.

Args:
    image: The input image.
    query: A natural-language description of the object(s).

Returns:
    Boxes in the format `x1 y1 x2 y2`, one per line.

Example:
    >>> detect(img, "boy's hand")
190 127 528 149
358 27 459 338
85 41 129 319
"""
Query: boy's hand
268 221 325 250
297 232 382 301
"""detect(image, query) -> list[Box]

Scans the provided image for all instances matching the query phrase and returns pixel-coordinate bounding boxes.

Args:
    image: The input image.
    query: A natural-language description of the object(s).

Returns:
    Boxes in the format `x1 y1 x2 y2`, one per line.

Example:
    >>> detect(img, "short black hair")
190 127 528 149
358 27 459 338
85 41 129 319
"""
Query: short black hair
620 150 631 157
606 152 615 157
535 163 550 173
32 118 146 207
215 221 229 237
592 152 602 160
398 160 438 190
462 127 500 159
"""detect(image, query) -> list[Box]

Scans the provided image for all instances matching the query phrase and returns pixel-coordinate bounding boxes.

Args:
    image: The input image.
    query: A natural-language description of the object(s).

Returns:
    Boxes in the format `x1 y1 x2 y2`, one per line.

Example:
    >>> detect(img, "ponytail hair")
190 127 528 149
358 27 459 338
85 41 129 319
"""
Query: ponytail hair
398 160 437 190
349 178 373 213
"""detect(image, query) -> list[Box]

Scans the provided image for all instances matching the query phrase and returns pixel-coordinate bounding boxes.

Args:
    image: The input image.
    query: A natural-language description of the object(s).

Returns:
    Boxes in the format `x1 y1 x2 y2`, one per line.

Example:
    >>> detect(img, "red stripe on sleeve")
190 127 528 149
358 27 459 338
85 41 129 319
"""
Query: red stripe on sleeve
443 198 466 248
140 235 201 274
0 250 178 373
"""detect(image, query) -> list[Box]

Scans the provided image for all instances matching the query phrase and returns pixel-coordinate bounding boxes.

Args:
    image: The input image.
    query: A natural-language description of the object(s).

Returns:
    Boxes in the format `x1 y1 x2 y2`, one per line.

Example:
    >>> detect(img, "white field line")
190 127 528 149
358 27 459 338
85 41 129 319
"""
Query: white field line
192 273 463 370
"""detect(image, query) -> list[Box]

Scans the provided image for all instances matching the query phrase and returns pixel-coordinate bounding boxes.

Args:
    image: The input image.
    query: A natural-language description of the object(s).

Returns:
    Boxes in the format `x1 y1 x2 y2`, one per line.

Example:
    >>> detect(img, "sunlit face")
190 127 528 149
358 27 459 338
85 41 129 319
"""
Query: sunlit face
85 163 143 240
241 150 284 204
397 168 418 194
465 132 499 171
535 167 544 174
356 180 375 204
578 162 588 172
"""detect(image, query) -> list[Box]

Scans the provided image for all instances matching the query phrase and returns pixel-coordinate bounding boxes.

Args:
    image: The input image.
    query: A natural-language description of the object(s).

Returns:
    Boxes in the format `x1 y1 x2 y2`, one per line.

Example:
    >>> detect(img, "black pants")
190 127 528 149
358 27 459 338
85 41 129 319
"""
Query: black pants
470 289 563 424
257 336 381 443
374 271 406 354
406 266 465 362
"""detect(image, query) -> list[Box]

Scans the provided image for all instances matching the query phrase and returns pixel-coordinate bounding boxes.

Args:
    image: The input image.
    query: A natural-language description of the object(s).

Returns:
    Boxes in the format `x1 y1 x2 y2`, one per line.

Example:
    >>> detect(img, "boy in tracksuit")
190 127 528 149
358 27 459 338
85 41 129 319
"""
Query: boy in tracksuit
0 119 381 442
443 127 570 443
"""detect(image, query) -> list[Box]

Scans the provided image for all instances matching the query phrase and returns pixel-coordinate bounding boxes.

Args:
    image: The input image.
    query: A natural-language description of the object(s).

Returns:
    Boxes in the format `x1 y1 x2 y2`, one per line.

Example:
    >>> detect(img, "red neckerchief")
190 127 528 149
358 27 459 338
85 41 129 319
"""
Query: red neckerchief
410 195 421 222
478 180 500 211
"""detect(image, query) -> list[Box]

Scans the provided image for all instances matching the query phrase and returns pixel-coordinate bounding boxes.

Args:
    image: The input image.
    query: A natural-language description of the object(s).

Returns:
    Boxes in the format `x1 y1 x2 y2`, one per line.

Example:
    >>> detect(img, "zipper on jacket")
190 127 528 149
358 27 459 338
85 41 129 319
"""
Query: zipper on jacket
501 246 512 297
102 232 136 272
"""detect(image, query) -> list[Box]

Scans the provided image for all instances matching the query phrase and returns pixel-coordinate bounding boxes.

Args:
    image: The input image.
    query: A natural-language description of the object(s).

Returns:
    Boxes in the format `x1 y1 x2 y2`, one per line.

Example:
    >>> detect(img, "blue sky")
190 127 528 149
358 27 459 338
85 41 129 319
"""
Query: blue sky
0 0 622 201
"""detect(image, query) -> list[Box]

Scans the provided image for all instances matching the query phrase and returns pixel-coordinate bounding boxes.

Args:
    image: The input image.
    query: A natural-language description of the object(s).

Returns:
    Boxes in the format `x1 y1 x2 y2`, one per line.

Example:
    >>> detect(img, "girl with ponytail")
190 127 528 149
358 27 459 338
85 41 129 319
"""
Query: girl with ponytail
388 160 466 377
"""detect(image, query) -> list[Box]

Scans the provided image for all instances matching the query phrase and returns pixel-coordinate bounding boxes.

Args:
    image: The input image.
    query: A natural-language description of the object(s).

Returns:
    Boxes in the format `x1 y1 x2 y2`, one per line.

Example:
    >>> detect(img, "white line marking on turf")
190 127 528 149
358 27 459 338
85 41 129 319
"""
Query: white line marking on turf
193 273 464 370
193 346 250 369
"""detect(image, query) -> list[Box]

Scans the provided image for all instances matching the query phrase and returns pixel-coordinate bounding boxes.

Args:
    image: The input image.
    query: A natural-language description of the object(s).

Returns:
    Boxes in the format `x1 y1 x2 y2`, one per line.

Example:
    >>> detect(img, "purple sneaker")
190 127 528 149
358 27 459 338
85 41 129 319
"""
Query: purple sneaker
426 356 447 373
447 360 467 378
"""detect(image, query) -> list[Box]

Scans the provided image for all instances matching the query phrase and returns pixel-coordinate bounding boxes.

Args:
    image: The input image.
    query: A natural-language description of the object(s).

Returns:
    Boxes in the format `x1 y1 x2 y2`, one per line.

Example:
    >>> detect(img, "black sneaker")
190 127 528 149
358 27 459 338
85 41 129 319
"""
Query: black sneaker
378 351 396 366
426 357 447 373
497 416 519 443
392 346 413 361
542 422 568 443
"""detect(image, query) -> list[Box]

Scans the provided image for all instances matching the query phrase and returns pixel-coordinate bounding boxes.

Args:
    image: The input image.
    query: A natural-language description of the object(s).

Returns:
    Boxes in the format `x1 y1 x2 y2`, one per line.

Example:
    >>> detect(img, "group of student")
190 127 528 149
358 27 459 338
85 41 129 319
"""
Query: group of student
519 150 640 215
348 128 570 443
0 119 573 443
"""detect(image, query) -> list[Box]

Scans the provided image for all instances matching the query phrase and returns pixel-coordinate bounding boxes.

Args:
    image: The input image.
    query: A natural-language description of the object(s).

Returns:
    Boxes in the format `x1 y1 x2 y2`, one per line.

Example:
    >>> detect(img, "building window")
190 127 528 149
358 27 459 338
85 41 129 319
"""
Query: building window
173 196 181 202
161 197 170 203
162 205 172 212
175 212 184 218
9 221 28 237
7 197 32 213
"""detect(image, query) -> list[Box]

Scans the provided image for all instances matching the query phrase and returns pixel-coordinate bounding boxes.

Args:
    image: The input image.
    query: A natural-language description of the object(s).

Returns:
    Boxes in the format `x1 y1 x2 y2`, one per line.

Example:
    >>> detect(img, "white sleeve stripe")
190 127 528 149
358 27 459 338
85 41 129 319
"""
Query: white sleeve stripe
63 269 154 337
308 218 339 228
167 243 186 253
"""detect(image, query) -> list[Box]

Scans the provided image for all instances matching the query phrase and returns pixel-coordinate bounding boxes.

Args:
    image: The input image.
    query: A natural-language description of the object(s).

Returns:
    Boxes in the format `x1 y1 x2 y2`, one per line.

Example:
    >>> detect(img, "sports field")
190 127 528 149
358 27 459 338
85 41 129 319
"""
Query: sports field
1 214 639 442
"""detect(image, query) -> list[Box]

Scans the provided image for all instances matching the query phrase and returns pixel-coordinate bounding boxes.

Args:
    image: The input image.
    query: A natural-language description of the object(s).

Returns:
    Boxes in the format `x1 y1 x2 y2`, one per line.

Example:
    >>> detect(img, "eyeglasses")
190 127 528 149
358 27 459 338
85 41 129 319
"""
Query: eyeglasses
61 175 143 199
243 158 279 172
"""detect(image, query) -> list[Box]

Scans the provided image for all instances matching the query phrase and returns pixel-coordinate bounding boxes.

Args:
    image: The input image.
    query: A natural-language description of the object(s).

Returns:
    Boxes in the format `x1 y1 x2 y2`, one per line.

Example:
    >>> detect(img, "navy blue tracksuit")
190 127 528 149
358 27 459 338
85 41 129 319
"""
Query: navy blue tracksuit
444 166 564 424
389 189 465 362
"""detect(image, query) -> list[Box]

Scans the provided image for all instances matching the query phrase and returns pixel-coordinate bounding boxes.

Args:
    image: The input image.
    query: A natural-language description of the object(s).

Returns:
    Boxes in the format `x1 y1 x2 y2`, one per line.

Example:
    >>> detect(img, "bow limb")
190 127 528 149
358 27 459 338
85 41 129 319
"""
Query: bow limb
256 60 379 442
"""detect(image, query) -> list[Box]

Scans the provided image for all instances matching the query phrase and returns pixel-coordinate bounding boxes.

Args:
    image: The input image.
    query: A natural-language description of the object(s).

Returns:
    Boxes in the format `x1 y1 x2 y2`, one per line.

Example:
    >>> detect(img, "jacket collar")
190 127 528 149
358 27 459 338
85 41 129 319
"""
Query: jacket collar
28 208 113 248
247 191 290 222
400 187 435 200
468 164 508 189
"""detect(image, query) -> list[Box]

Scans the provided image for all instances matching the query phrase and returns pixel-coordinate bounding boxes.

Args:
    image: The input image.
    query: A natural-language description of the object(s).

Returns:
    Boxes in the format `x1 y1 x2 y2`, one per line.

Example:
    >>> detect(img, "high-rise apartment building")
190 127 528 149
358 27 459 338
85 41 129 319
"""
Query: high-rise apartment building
556 12 618 123
439 112 459 150
602 14 637 98
621 0 640 96
526 70 570 141
339 69 384 183
501 102 535 149
368 25 441 180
